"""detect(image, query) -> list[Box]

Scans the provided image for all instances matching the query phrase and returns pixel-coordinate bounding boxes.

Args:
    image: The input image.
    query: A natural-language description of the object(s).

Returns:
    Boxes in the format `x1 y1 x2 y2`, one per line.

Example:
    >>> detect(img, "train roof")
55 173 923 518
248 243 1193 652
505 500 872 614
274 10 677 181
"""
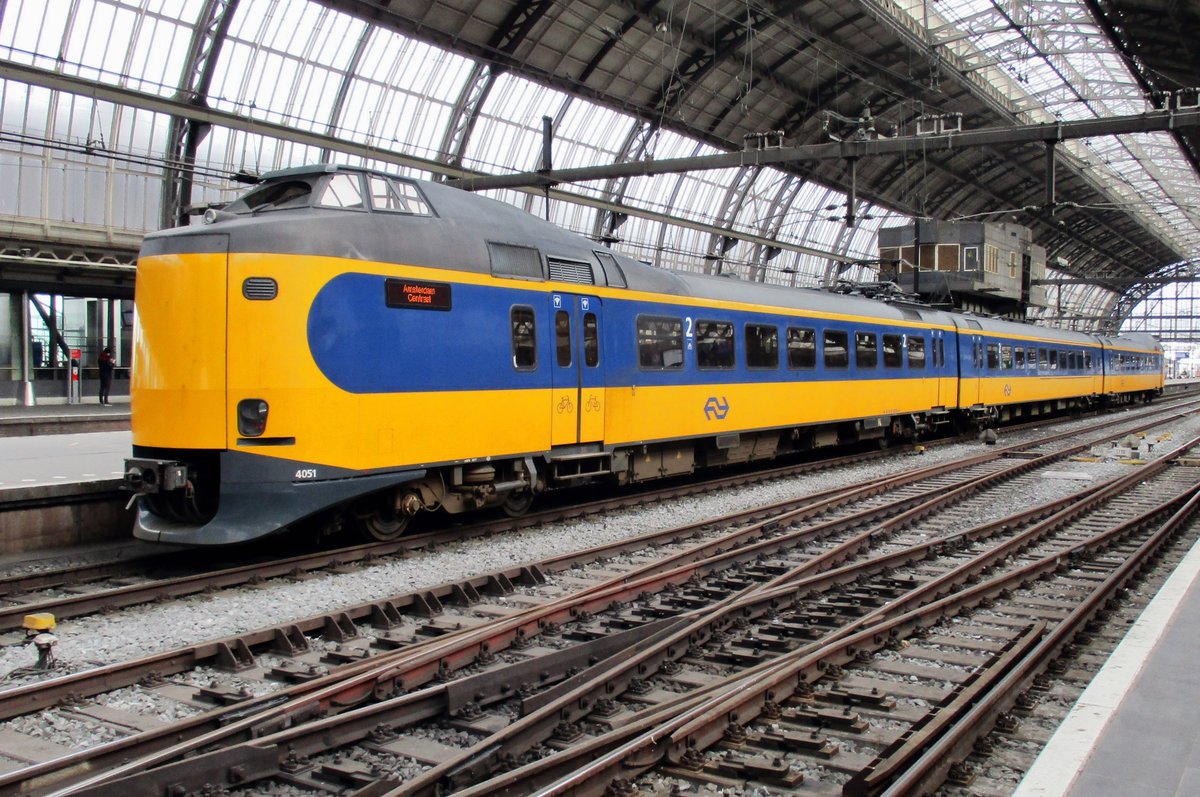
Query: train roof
148 165 1158 347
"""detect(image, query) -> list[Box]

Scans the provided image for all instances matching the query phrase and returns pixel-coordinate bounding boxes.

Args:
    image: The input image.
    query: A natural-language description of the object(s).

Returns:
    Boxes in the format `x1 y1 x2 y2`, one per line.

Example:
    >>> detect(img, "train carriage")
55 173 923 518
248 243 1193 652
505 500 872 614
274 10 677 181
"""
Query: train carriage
953 316 1108 424
123 164 1163 545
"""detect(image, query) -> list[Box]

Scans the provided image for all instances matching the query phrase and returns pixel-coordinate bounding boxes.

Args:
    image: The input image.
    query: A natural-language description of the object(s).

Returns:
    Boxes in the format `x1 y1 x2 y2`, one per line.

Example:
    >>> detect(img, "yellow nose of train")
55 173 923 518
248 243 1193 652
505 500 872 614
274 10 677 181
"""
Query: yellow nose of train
131 244 230 450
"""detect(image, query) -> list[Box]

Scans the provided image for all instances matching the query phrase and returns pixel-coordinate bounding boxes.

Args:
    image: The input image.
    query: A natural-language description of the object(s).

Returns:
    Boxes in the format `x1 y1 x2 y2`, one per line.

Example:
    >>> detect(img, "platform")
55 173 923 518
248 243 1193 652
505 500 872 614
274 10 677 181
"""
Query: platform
0 398 130 437
0 402 133 554
1013 535 1200 797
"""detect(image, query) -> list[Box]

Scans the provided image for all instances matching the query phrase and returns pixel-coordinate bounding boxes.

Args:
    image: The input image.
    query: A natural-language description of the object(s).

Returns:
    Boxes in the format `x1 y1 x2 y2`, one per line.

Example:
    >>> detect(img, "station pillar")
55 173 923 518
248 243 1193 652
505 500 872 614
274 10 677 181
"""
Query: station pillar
17 291 35 405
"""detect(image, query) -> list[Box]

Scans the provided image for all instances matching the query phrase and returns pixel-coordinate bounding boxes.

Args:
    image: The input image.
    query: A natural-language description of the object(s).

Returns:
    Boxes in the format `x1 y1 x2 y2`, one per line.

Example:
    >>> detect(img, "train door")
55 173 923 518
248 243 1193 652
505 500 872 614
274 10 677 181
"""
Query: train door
931 330 945 407
550 293 605 446
954 320 982 408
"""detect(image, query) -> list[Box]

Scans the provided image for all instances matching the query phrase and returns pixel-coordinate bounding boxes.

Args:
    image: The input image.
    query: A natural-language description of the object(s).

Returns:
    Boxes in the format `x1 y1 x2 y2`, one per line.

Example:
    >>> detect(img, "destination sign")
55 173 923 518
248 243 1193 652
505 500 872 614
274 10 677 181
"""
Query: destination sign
385 278 452 311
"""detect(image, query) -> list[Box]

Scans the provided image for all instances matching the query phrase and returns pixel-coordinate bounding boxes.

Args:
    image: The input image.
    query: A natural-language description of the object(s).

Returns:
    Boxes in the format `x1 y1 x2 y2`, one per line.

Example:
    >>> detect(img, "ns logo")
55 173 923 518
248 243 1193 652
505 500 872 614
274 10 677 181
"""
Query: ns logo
704 396 730 421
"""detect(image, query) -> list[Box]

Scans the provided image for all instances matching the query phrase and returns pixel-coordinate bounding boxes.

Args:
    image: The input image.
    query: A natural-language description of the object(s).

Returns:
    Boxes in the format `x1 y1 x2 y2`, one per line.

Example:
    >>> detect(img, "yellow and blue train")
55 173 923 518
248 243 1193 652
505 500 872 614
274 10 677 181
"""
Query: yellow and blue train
123 165 1164 545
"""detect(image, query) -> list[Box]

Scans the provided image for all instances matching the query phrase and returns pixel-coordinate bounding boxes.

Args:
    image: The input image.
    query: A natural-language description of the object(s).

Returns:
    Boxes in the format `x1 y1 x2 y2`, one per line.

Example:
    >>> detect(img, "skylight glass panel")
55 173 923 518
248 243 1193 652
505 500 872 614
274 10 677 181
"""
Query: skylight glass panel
463 74 570 173
338 36 471 161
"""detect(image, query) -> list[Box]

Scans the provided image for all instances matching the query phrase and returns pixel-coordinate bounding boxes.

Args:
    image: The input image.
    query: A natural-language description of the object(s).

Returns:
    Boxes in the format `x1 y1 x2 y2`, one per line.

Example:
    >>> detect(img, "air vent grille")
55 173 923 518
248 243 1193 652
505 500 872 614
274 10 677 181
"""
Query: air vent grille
243 277 278 300
547 258 594 285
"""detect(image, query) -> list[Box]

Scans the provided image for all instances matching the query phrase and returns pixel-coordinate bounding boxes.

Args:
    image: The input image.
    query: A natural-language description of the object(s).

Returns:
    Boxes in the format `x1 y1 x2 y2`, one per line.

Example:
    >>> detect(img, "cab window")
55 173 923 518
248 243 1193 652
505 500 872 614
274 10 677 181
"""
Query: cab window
318 173 365 208
369 176 432 215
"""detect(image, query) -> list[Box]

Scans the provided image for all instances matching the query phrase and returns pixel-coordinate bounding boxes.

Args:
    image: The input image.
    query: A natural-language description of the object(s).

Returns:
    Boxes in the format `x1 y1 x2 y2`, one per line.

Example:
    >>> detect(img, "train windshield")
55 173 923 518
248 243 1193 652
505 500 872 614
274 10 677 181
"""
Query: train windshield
225 180 314 214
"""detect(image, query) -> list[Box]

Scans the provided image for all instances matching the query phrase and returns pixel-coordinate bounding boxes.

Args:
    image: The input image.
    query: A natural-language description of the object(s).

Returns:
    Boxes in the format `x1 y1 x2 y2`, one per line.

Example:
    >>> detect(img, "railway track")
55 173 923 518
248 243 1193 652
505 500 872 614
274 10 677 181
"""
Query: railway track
1 397 1196 637
0 402 1196 794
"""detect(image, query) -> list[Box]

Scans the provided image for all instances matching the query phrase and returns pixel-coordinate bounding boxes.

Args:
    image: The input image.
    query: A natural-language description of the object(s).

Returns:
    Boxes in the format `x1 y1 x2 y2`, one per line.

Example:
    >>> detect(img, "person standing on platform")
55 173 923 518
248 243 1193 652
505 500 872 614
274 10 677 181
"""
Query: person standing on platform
98 346 114 405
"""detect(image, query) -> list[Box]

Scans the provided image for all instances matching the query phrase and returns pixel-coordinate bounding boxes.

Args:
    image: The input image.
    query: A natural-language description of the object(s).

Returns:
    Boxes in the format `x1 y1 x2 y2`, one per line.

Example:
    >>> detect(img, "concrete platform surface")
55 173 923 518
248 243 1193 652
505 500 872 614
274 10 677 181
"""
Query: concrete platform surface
0 431 130 491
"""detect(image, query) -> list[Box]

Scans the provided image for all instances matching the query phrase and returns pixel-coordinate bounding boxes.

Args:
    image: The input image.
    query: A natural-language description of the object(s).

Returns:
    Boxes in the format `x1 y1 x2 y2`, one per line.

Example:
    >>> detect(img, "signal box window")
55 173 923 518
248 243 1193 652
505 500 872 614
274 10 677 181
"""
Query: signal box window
696 321 734 369
855 332 878 368
746 325 779 369
637 315 684 369
787 327 816 369
555 311 572 367
319 173 365 208
907 335 926 369
584 313 599 367
882 334 903 368
511 307 536 370
824 330 849 368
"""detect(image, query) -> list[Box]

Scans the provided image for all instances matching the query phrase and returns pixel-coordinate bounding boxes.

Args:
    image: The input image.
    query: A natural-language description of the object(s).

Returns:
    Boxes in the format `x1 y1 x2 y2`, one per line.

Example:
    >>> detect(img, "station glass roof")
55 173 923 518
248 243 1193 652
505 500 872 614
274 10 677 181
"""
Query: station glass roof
0 0 1196 335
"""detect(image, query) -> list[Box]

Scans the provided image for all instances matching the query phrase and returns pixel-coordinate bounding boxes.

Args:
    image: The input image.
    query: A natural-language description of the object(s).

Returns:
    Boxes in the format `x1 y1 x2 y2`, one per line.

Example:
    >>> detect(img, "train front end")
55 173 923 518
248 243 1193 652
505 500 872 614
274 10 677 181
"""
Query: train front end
122 228 233 541
122 166 432 545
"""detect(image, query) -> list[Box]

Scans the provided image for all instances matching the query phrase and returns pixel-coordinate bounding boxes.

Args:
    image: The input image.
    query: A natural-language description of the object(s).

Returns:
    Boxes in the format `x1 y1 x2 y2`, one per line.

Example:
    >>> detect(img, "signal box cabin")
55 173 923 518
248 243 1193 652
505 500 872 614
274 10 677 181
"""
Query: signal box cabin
877 221 1048 320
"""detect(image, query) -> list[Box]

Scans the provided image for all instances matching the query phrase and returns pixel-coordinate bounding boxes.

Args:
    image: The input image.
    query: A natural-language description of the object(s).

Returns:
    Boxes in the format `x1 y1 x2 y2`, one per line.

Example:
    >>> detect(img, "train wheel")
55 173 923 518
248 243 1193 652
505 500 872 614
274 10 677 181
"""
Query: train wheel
358 501 410 542
501 491 534 518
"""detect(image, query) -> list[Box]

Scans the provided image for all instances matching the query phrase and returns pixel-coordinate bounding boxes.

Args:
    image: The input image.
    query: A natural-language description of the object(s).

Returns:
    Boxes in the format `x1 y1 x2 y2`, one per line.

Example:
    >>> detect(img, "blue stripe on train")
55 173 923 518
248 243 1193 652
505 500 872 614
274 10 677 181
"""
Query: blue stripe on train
311 273 1144 394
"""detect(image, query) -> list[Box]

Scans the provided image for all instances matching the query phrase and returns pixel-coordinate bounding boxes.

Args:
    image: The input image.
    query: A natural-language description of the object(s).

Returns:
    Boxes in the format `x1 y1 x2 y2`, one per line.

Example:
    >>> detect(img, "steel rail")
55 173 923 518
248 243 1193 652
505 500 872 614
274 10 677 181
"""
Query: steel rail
426 437 1200 796
870 484 1200 797
9 417 1200 797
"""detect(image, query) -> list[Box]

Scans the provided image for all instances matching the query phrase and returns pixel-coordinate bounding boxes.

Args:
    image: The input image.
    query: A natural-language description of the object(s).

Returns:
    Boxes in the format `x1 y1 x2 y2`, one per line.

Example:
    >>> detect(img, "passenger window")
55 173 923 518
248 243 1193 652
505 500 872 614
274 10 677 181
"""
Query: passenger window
746 324 779 369
584 313 598 367
555 311 572 367
1038 348 1049 369
855 332 878 368
637 315 684 370
937 337 944 368
1058 351 1067 370
511 307 536 370
1085 352 1093 369
986 344 999 370
882 334 903 368
1001 345 1013 370
824 330 849 368
319 173 365 208
787 327 816 369
1014 347 1025 369
907 335 926 369
696 321 735 369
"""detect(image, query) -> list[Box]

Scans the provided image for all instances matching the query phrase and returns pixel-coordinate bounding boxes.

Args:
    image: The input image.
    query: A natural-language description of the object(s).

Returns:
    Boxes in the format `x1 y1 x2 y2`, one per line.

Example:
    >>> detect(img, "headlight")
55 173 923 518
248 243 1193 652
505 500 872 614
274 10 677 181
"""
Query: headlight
237 399 269 437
